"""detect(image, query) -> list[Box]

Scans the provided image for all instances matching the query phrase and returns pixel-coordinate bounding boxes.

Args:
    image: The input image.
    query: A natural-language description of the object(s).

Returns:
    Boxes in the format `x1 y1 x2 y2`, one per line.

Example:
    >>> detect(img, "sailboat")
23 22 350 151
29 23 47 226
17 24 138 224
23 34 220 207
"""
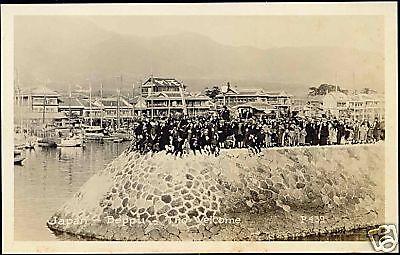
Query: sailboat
14 148 25 165
84 80 104 142
14 151 25 165
112 87 127 143
102 79 126 143
58 133 84 147
37 85 57 148
113 88 124 143
15 70 36 150
57 85 84 147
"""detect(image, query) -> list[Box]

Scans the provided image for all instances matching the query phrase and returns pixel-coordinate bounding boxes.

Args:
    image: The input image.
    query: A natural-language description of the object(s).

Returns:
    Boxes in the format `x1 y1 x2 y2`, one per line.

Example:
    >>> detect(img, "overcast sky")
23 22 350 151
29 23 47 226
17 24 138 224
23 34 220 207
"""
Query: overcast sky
13 15 385 92
85 15 384 53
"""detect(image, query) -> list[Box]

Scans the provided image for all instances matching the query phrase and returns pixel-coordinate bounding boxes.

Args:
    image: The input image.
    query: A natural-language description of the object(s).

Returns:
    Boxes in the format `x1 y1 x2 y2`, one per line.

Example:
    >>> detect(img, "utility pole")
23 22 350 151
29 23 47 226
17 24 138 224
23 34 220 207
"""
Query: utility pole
15 69 23 131
42 82 46 124
179 82 187 116
68 84 72 129
113 75 123 130
117 88 120 130
131 82 135 121
150 74 154 118
88 79 93 127
100 81 104 128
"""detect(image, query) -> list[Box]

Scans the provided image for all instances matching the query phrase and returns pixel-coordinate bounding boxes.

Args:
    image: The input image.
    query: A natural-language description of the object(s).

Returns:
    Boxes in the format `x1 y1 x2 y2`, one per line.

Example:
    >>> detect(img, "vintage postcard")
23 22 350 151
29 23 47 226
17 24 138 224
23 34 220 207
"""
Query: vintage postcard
1 2 398 253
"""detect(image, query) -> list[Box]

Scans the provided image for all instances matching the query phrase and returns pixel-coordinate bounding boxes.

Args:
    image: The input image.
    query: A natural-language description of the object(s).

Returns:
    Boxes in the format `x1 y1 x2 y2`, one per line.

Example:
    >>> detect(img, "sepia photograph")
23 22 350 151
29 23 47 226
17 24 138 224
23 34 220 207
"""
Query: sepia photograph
1 2 398 253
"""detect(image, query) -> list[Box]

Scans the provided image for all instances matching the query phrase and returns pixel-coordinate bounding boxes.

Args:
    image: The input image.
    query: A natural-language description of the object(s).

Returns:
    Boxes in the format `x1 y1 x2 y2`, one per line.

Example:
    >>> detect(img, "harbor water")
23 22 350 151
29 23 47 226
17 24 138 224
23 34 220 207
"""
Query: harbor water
14 142 130 241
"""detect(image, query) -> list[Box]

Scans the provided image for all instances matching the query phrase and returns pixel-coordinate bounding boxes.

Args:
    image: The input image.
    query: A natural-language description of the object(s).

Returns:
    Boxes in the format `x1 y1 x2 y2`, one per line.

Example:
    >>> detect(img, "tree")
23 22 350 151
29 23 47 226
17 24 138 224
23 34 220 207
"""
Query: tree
308 83 343 96
203 86 221 101
308 86 318 96
360 88 377 94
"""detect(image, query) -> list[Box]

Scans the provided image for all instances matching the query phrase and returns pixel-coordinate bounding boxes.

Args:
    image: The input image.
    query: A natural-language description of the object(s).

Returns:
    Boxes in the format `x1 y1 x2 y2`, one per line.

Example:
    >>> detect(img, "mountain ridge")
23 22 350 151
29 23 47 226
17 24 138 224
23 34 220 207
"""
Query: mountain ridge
14 17 385 94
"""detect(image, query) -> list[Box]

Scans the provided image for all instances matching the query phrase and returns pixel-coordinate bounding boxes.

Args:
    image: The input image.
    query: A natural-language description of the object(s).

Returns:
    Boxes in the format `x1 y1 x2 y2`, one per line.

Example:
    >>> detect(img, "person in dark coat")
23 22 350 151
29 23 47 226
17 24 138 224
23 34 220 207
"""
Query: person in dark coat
220 106 230 121
305 120 314 145
312 121 320 146
319 120 329 146
336 120 345 145
373 119 382 142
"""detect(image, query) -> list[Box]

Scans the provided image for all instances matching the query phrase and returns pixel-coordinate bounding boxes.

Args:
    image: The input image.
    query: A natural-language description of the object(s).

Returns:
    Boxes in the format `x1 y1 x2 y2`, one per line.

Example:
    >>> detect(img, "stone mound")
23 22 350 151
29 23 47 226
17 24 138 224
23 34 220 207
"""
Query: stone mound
47 144 385 241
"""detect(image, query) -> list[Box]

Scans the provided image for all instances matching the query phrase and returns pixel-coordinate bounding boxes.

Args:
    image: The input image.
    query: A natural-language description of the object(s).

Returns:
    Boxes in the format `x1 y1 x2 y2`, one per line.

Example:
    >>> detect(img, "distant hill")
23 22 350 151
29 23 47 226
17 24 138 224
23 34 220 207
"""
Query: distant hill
14 16 385 95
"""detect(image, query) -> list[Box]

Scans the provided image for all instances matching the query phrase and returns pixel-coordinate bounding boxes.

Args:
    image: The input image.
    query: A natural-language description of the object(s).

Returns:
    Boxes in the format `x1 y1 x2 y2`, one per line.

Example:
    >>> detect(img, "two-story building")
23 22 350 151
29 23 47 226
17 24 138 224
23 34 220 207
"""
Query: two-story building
141 76 212 117
58 97 85 117
14 87 67 129
15 87 60 113
215 83 292 117
96 97 133 121
305 91 385 120
348 93 385 121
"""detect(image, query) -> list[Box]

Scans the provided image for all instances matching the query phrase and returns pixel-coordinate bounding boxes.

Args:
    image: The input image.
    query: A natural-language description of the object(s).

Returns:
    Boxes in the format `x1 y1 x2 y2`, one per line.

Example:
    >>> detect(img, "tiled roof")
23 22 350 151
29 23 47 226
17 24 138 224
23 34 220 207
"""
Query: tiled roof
58 97 84 107
79 98 102 108
147 92 189 99
217 89 291 97
143 77 183 87
98 98 132 107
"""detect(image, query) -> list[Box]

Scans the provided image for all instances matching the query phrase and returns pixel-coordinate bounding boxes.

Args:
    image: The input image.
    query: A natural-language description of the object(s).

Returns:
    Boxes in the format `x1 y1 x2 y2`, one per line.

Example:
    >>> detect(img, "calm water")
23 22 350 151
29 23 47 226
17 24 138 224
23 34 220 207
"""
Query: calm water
14 142 130 241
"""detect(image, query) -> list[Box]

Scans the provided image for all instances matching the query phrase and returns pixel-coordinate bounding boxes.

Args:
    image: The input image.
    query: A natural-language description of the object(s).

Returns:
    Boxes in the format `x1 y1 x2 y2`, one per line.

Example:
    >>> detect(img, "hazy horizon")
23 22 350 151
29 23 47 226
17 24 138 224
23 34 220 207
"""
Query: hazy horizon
14 15 385 94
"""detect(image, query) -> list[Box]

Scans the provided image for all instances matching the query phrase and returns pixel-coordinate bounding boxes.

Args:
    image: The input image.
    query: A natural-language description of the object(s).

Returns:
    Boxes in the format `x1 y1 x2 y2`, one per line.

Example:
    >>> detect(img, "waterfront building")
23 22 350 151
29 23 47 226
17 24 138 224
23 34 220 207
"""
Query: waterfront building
128 96 148 116
58 97 85 117
141 76 212 117
79 98 103 126
290 97 323 118
14 87 67 132
14 87 60 113
347 93 385 120
215 83 292 117
305 91 385 120
141 77 186 97
96 97 133 121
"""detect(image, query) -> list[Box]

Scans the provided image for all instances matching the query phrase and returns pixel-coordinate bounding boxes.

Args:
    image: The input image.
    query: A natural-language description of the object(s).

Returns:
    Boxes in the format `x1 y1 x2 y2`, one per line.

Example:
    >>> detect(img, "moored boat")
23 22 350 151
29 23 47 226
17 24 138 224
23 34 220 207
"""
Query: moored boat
57 136 84 147
113 137 124 143
14 149 22 156
24 140 36 149
37 137 57 147
14 155 25 165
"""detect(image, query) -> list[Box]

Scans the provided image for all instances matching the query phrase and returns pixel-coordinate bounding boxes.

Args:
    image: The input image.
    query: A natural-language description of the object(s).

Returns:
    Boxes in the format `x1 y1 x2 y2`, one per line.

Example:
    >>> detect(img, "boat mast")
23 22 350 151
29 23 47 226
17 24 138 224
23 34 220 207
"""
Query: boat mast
179 81 187 116
68 84 72 131
42 81 47 138
42 85 46 124
16 69 23 132
150 74 154 118
131 82 135 122
89 80 93 127
100 81 103 128
113 75 123 130
117 87 120 130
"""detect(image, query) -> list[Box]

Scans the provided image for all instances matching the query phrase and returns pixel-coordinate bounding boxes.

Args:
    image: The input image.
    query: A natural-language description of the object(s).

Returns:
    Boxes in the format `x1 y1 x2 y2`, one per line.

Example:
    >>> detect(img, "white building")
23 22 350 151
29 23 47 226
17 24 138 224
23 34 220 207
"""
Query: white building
305 91 384 120
215 83 292 117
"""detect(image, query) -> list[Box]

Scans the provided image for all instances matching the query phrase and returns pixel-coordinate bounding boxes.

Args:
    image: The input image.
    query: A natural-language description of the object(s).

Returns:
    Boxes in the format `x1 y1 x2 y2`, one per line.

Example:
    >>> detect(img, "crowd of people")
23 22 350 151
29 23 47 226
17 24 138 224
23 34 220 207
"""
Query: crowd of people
128 107 385 157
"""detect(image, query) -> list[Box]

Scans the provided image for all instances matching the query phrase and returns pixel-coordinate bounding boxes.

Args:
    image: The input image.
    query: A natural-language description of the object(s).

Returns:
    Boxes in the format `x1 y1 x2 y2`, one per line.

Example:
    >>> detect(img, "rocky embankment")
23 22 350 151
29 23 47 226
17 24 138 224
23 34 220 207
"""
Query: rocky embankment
47 144 385 241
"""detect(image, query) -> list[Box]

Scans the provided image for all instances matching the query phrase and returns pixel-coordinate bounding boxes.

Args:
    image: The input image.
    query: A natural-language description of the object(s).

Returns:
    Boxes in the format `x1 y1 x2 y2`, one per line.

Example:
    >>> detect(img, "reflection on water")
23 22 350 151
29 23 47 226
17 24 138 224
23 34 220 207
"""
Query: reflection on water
14 142 130 241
